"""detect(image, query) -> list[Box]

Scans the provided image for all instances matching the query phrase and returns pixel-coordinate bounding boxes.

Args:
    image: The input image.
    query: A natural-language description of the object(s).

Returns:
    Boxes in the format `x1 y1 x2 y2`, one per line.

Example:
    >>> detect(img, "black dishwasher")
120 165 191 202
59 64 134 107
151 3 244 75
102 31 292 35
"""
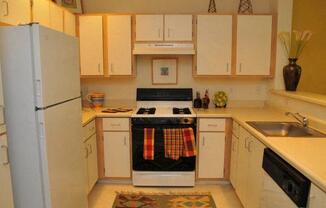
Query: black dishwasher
262 148 311 207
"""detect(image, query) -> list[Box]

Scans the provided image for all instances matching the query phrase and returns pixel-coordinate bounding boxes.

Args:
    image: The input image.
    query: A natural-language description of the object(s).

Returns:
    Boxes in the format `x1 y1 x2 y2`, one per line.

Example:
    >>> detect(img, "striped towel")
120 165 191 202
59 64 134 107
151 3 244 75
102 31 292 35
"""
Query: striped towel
182 128 196 157
164 129 184 160
164 128 196 160
143 128 155 160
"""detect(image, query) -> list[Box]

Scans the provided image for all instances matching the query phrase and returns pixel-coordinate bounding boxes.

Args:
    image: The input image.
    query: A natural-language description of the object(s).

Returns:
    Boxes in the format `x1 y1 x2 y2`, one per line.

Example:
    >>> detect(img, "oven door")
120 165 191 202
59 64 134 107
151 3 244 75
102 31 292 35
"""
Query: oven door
132 124 196 172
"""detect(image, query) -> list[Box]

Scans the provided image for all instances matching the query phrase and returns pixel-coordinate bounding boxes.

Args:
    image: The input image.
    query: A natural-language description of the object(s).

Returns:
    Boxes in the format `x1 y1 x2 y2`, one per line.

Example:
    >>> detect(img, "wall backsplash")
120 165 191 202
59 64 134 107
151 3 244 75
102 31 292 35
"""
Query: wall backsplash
81 56 270 108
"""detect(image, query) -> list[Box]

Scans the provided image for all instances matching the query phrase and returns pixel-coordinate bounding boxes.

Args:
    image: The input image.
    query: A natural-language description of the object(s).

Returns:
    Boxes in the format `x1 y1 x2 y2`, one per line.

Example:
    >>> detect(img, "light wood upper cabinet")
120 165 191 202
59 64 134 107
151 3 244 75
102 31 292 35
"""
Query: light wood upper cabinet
0 0 30 25
164 15 193 41
49 2 63 32
196 15 232 75
104 131 130 178
135 15 193 42
135 15 163 41
32 0 50 27
198 132 225 179
63 10 76 36
236 15 273 75
308 184 326 208
106 15 132 75
0 135 14 208
78 16 104 76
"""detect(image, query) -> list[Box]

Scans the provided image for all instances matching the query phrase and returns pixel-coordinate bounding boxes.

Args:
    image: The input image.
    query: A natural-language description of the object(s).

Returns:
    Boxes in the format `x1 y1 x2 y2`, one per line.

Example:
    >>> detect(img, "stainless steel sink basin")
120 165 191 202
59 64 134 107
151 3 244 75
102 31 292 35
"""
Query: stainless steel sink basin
246 121 326 137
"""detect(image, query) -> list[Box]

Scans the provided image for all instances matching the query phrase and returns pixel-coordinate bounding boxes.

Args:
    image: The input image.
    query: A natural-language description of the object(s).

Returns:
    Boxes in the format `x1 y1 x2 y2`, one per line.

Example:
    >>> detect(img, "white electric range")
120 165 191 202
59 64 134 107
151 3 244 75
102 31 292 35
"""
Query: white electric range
131 88 197 187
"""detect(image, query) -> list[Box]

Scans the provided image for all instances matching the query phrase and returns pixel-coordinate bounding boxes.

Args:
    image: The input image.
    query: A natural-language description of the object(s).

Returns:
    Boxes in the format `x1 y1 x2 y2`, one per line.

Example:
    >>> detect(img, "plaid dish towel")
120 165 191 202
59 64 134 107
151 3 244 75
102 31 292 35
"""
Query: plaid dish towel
164 129 184 160
182 128 196 157
143 128 155 160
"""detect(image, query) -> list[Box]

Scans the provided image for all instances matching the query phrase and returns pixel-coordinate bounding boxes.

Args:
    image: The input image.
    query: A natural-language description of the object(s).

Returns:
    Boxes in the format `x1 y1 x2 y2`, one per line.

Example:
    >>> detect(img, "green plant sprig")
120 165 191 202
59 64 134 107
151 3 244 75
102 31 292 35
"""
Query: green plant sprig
279 30 312 59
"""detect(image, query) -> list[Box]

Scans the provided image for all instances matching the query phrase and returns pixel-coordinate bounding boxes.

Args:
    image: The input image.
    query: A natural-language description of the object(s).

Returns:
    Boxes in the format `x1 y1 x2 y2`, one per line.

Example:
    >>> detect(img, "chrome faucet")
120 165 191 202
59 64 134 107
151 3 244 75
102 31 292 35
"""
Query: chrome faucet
285 112 309 127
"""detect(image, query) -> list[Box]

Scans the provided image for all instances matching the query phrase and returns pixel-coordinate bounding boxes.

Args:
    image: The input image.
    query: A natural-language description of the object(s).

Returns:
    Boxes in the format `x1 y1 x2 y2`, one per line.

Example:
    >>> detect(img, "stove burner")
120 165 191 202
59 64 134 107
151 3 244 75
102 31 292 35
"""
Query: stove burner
137 108 156 115
173 108 192 115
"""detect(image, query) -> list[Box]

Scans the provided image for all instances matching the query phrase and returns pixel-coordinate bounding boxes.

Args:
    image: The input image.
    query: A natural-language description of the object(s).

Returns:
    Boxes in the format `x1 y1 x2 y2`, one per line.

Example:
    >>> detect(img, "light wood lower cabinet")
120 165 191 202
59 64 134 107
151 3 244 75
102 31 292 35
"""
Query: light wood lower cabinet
103 131 130 178
83 120 98 193
0 134 14 208
84 134 98 193
230 135 239 188
198 132 225 179
234 126 265 208
308 184 326 208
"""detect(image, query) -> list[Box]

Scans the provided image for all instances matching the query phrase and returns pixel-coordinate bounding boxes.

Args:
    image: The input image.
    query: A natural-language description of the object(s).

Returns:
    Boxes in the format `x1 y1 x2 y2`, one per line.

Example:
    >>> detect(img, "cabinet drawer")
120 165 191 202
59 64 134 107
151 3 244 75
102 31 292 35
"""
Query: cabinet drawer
103 118 129 131
83 120 96 141
232 120 240 137
199 118 225 132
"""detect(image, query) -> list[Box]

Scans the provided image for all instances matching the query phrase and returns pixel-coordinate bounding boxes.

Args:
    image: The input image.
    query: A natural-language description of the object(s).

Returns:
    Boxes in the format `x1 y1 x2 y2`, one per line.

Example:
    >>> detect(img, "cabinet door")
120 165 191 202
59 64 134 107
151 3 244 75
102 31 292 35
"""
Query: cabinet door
246 137 265 208
0 135 14 208
309 184 326 208
236 15 272 75
230 135 239 188
104 132 130 178
63 10 76 36
49 2 63 32
86 134 98 192
0 0 30 25
135 15 163 41
107 15 132 75
198 132 225 179
79 16 104 76
236 127 250 205
164 15 192 41
32 0 50 27
196 15 232 75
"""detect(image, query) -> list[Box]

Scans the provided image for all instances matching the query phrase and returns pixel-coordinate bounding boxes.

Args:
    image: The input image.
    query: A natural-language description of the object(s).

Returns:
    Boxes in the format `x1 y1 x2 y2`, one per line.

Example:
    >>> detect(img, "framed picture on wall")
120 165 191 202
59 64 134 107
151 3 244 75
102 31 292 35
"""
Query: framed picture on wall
55 0 83 13
152 58 178 85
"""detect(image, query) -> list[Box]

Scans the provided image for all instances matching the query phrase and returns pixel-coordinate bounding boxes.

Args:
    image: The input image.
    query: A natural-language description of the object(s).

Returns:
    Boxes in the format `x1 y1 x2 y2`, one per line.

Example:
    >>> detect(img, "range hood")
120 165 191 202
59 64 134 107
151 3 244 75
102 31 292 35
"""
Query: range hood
133 43 195 55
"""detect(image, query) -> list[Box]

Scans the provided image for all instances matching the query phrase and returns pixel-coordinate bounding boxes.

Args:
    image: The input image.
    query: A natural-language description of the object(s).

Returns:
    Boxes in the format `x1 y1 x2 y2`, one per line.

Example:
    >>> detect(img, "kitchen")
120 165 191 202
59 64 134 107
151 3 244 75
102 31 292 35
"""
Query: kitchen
0 0 326 208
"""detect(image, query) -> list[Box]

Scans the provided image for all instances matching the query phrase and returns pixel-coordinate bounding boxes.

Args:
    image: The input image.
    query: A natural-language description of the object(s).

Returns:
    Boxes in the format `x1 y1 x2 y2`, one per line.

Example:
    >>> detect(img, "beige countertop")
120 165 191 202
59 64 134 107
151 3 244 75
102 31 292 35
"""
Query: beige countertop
82 106 326 192
82 107 135 126
196 107 326 192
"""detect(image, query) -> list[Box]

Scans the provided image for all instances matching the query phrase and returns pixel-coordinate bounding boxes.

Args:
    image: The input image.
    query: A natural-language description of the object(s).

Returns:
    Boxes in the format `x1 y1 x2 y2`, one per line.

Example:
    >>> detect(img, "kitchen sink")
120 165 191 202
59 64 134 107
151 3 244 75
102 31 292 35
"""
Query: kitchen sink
246 121 326 137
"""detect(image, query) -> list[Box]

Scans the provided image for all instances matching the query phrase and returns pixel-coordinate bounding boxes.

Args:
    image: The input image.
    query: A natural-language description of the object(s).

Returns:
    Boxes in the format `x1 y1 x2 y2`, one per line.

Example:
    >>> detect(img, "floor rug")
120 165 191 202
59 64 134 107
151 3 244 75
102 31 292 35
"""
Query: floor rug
112 192 217 208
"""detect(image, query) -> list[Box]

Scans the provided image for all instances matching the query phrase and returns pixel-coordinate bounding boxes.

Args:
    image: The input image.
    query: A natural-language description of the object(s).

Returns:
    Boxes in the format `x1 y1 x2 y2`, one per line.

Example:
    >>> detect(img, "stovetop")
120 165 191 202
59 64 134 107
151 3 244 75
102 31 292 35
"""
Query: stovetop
132 107 196 118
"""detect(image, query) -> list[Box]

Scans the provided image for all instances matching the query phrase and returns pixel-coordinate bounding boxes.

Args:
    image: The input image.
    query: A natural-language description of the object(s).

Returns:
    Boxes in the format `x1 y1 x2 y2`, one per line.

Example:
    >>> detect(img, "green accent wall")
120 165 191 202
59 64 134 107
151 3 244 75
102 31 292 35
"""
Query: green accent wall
292 0 326 94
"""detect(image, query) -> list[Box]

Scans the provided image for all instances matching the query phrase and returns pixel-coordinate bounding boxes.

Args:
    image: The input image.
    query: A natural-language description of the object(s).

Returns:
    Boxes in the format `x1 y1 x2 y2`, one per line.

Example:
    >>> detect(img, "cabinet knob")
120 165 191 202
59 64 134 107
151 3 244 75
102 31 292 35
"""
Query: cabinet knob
1 145 9 165
202 137 205 146
97 63 101 73
2 1 9 17
124 136 127 145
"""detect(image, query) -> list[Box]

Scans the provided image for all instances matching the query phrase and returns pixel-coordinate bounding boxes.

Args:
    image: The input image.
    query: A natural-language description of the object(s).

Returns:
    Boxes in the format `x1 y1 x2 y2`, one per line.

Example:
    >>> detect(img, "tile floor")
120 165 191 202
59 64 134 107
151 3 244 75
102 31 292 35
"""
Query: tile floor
88 183 243 208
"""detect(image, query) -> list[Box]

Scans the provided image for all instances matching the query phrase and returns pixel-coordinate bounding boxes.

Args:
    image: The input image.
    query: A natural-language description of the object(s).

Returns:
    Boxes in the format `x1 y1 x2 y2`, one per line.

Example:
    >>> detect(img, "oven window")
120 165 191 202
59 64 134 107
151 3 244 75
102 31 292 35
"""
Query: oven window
132 125 196 171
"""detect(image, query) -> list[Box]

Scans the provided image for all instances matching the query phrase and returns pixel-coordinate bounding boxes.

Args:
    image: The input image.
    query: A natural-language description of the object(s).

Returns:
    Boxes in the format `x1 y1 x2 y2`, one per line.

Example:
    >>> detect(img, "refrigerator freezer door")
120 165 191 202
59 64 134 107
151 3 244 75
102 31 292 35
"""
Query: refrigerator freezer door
32 25 81 108
37 98 87 208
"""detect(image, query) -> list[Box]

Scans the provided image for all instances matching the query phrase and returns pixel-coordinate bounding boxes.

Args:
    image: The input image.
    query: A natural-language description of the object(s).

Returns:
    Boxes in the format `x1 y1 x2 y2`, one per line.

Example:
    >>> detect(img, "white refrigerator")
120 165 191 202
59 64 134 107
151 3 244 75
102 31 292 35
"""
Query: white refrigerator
0 24 88 208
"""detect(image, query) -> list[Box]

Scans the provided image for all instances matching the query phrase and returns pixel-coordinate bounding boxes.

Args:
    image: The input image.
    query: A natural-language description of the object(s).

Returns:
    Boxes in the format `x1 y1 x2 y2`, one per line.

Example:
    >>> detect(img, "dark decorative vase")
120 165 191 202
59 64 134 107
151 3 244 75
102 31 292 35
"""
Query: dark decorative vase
283 58 302 91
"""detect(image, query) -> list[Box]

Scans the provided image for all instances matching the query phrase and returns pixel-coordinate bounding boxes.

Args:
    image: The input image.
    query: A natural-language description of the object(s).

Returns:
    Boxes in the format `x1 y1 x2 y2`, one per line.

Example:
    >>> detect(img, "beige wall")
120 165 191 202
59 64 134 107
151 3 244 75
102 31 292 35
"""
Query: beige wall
82 56 268 107
82 0 273 14
292 0 326 94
